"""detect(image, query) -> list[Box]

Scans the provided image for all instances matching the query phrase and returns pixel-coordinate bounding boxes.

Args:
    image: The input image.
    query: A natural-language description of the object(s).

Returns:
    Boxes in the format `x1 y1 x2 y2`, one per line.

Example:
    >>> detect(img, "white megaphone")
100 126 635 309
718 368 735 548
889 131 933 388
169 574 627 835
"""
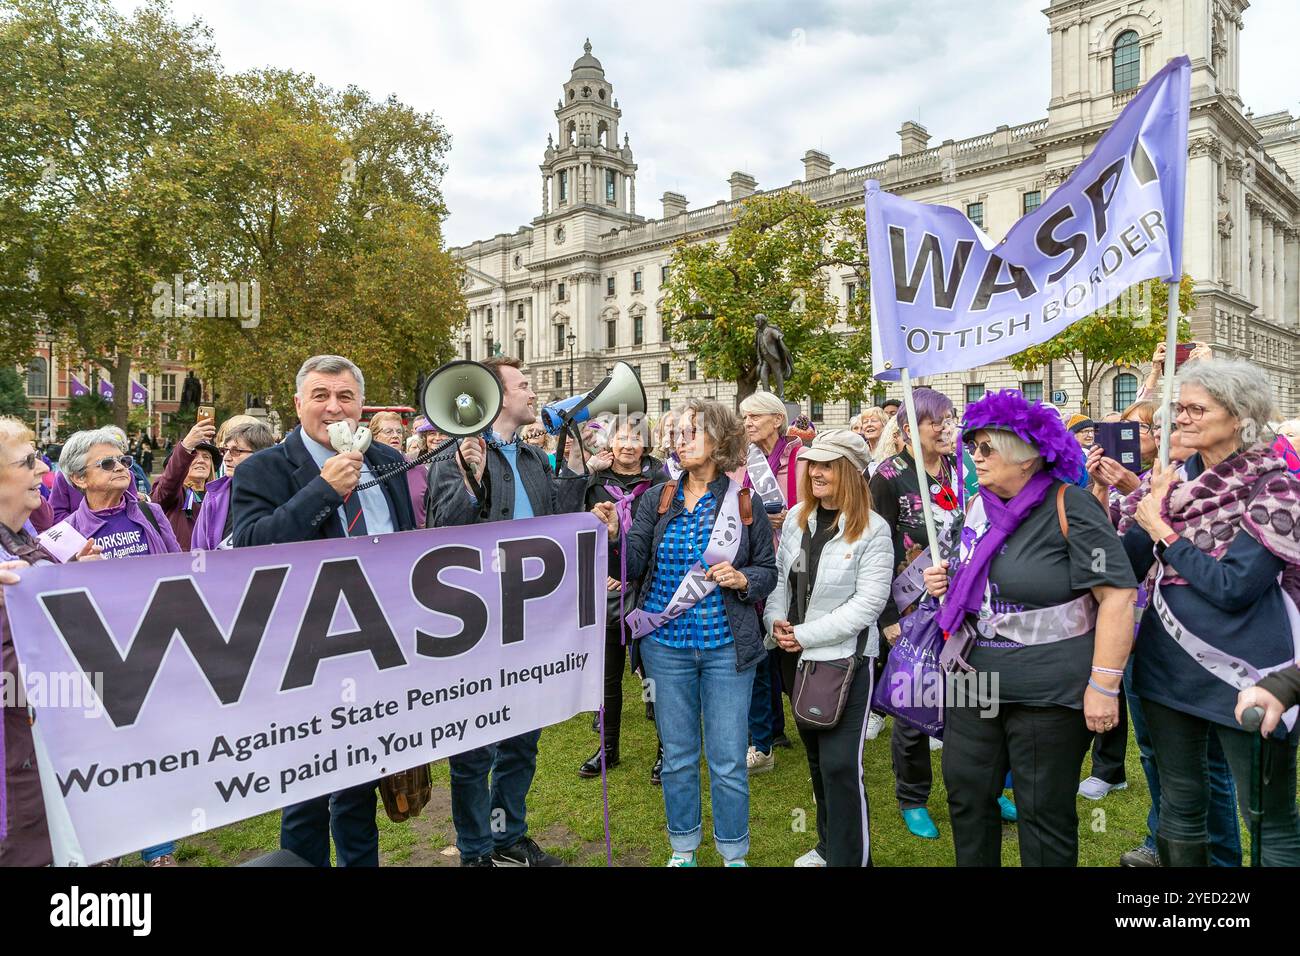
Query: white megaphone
540 360 647 434
419 360 504 437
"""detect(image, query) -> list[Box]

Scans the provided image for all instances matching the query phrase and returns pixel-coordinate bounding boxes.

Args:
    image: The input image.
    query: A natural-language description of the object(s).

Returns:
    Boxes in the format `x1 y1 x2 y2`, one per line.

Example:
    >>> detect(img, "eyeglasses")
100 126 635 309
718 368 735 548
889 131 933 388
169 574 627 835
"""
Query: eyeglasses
93 455 134 472
375 427 404 438
963 438 997 459
1172 402 1208 422
220 445 254 458
9 452 37 470
926 417 957 430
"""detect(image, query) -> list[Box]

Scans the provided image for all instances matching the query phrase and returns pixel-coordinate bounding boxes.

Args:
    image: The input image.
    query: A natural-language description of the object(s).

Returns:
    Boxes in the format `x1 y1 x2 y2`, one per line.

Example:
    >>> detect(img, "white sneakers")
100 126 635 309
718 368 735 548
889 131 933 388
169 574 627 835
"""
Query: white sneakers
865 713 885 740
794 847 827 867
1078 776 1128 800
746 745 775 774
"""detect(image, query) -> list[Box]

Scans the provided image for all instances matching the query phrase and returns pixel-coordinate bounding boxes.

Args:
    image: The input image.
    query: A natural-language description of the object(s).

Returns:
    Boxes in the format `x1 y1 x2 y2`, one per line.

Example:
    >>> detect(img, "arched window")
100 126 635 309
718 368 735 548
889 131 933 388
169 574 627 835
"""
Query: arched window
26 357 47 396
1113 31 1140 93
1113 372 1138 411
597 121 608 148
567 121 576 146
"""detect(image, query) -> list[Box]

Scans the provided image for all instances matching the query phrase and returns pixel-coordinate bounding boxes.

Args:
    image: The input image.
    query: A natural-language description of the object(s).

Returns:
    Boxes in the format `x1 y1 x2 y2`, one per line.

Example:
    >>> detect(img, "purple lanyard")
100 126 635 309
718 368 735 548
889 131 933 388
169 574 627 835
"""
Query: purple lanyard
605 480 651 646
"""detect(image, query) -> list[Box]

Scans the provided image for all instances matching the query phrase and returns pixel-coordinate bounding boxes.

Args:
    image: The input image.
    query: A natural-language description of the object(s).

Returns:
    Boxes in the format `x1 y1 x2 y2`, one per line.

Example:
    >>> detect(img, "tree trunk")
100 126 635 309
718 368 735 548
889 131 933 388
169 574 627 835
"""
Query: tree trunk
111 353 131 431
734 365 758 412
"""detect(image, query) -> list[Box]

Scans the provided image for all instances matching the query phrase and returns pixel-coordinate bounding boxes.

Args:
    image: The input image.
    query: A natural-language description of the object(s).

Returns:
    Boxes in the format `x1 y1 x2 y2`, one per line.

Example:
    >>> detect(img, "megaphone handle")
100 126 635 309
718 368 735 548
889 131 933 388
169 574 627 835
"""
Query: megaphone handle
456 442 488 503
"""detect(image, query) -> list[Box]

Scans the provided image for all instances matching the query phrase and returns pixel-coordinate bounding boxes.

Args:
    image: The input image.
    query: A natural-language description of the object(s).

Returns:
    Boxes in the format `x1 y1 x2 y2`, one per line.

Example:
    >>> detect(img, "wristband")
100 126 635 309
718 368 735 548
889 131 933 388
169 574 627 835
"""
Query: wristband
1087 677 1121 698
1091 665 1125 677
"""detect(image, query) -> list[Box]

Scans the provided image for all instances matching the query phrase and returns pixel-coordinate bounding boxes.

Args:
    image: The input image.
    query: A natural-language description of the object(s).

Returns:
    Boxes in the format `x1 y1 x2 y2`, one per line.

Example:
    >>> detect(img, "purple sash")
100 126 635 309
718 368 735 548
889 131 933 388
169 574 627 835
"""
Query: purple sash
607 480 651 645
891 550 933 613
625 479 742 641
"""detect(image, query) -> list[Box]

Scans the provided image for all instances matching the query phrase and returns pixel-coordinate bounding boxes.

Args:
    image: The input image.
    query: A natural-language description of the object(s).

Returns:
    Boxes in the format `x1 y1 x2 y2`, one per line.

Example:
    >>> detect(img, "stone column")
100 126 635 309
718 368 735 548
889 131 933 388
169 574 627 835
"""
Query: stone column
1250 206 1264 310
1274 224 1287 324
1262 215 1276 319
1286 229 1300 328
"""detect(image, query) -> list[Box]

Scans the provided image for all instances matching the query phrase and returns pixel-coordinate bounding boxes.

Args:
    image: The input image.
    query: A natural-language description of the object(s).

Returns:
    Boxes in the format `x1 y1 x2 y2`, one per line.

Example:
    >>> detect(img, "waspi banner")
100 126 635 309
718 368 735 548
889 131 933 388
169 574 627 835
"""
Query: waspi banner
5 514 606 865
867 55 1189 381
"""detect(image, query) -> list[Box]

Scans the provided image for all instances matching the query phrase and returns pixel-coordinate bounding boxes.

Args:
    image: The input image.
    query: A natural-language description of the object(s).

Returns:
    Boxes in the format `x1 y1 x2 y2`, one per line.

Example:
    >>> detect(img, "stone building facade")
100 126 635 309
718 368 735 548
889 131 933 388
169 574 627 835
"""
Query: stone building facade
451 1 1299 424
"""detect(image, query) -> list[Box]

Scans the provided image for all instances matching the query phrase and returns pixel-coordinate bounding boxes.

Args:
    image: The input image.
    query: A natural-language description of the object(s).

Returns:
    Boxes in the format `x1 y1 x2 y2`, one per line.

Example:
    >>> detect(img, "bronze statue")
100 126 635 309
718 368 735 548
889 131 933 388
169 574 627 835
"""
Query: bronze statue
754 313 794 399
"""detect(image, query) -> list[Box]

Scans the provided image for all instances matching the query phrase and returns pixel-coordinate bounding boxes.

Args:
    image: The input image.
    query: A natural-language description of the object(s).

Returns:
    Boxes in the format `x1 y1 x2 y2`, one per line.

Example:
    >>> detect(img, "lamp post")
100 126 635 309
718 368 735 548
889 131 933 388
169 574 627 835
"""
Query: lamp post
567 329 576 392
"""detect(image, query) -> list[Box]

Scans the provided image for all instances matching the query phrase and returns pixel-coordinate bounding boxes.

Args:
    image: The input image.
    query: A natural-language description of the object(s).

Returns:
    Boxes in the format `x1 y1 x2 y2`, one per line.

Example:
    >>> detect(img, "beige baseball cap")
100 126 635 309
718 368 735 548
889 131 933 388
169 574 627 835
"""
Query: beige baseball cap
798 429 872 473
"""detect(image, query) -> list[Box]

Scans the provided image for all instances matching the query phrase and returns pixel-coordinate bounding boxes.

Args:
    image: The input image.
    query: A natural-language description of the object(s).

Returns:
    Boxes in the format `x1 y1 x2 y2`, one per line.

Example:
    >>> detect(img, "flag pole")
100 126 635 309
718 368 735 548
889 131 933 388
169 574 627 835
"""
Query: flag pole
1158 281 1180 468
900 367 943 566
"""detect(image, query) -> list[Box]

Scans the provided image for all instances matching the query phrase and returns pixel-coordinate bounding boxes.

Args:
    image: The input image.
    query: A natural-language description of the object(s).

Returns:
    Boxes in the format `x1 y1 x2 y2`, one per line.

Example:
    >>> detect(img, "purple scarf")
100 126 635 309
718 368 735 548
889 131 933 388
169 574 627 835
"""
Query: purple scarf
935 470 1054 637
607 480 651 646
190 475 232 551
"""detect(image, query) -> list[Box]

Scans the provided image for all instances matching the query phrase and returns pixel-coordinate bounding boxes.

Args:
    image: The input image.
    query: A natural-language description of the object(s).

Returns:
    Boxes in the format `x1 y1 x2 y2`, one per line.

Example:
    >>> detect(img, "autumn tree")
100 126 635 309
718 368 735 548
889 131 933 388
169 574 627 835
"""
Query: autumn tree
1008 275 1195 414
661 191 872 409
0 0 226 429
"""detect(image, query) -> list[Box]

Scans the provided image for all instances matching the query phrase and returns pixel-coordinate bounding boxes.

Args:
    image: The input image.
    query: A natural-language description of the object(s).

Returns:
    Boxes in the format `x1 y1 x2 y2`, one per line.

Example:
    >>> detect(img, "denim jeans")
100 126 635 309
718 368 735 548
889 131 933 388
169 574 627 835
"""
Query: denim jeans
448 729 541 861
1142 698 1300 866
641 638 755 862
1125 667 1241 867
747 650 779 754
280 782 379 867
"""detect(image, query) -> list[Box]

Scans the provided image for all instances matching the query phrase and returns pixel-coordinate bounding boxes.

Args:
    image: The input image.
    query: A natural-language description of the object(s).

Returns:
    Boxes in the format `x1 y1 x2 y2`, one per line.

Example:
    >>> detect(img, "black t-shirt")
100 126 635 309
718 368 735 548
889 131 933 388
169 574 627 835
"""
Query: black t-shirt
965 482 1136 709
787 506 840 628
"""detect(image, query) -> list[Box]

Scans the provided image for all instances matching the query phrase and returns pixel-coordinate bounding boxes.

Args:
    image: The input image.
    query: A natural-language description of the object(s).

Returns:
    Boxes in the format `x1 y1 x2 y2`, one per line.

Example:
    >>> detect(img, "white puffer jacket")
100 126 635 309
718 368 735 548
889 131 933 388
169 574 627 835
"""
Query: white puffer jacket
763 502 894 662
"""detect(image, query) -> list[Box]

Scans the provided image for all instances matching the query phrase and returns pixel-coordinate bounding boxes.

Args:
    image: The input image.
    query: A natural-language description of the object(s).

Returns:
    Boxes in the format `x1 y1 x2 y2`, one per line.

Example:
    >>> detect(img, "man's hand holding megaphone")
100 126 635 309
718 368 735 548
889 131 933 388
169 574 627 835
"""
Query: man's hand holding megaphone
455 436 487 495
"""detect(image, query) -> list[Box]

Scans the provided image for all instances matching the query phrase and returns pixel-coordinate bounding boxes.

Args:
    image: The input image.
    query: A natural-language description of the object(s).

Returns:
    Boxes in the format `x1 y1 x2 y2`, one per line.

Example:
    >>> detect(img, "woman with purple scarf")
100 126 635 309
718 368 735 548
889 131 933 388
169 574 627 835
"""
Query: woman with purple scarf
578 414 667 782
1117 359 1300 866
923 391 1137 866
191 420 275 550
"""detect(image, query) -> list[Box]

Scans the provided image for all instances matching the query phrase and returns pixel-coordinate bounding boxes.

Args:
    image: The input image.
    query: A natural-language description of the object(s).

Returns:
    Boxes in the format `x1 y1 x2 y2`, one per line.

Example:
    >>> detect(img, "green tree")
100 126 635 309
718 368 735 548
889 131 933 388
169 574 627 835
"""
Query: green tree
1009 275 1196 414
61 392 112 433
189 71 463 424
0 0 227 430
0 367 29 418
661 191 871 409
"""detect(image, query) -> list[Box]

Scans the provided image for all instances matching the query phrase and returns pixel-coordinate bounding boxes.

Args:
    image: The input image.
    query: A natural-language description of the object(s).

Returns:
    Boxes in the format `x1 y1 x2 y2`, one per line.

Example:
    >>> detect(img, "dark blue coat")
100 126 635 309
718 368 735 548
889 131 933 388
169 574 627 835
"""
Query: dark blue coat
231 426 415 546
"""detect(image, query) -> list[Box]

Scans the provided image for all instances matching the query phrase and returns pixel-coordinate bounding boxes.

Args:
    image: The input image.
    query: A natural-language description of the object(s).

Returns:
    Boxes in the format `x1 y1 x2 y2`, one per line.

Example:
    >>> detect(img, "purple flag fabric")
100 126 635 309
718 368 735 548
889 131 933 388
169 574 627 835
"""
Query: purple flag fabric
97 378 114 402
130 379 148 405
69 374 88 398
3 515 606 864
867 56 1190 381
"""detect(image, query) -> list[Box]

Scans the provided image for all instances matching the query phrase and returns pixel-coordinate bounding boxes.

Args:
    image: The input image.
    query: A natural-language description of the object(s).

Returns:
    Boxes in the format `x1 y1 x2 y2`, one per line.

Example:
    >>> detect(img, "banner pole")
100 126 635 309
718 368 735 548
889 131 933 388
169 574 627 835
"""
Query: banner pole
1158 280 1180 468
900 367 943 567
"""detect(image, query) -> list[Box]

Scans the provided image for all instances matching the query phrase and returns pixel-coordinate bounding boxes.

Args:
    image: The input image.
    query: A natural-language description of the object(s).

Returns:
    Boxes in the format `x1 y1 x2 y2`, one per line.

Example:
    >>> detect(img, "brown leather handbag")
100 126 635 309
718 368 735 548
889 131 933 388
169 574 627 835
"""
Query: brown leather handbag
378 765 432 822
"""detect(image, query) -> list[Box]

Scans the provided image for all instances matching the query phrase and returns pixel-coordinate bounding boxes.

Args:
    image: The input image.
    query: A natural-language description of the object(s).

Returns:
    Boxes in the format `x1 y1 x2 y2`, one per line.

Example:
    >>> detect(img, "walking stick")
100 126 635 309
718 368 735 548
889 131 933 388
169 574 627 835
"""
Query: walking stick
1239 705 1265 867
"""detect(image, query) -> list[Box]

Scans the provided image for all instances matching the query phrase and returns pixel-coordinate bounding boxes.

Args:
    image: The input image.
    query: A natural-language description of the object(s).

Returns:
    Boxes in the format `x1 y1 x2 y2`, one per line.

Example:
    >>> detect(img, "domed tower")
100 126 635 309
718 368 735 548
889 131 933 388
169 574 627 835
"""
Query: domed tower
540 39 639 218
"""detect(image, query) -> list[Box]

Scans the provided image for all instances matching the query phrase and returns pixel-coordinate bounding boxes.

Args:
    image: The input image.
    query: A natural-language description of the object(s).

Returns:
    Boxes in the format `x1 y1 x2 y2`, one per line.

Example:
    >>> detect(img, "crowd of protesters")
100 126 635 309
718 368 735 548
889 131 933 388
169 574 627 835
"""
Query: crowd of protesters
3 343 1299 868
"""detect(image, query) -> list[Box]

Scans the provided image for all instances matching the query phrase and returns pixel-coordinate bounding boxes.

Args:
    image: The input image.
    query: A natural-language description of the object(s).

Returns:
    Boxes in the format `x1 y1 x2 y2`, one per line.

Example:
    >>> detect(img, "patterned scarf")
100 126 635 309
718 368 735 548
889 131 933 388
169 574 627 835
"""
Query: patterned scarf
1117 446 1300 605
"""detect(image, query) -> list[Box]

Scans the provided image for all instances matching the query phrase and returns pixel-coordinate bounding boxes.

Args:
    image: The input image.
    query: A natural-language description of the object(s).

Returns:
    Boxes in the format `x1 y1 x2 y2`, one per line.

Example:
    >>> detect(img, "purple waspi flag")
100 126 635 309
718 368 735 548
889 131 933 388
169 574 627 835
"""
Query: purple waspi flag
130 379 148 405
69 374 88 398
97 378 114 402
867 56 1190 381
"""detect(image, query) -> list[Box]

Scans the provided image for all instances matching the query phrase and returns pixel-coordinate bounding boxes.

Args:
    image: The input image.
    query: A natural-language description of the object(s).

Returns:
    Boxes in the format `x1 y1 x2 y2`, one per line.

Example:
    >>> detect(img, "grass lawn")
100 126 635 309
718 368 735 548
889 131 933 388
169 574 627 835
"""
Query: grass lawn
139 670 1193 868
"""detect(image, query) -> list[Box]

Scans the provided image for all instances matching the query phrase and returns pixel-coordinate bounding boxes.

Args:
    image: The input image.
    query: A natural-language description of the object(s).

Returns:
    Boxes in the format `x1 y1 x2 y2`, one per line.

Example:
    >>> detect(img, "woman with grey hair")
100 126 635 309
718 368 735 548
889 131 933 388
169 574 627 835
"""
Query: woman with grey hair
592 397 776 866
1117 358 1300 865
737 389 804 772
60 428 184 865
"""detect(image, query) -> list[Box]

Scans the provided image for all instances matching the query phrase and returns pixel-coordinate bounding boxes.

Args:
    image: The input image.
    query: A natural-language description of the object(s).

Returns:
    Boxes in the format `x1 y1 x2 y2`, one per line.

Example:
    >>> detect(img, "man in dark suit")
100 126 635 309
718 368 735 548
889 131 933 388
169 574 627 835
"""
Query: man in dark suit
231 354 415 867
428 355 583 866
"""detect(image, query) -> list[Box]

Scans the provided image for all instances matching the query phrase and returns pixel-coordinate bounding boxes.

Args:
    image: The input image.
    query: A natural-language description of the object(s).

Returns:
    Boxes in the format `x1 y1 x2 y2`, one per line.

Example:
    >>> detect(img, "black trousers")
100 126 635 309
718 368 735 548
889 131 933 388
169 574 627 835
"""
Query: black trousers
796 661 875 867
601 622 660 752
891 718 933 809
1087 684 1128 785
1143 698 1300 865
942 700 1092 866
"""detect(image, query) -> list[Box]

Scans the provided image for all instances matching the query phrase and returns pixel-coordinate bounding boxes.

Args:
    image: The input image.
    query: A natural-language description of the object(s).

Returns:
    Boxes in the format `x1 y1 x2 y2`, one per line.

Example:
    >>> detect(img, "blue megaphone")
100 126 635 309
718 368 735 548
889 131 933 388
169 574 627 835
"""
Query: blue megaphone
540 361 646 434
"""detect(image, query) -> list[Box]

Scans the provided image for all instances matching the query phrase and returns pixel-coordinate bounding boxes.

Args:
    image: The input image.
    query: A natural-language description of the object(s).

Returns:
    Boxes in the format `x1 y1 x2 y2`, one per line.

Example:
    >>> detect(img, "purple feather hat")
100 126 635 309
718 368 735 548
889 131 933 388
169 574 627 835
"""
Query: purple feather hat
962 390 1083 482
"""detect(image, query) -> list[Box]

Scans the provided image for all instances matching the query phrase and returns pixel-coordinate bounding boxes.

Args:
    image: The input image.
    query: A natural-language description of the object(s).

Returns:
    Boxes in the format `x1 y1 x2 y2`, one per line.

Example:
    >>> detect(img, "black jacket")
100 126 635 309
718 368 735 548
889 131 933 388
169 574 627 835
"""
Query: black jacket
231 426 416 546
427 437 584 526
586 455 667 619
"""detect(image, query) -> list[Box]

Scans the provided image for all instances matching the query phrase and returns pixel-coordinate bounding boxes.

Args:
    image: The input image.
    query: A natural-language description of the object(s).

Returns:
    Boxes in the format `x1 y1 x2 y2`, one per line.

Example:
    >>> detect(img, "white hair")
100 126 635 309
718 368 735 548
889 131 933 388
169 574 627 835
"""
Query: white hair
980 428 1044 469
1176 358 1276 445
295 355 365 399
59 428 128 476
872 415 902 467
739 391 789 432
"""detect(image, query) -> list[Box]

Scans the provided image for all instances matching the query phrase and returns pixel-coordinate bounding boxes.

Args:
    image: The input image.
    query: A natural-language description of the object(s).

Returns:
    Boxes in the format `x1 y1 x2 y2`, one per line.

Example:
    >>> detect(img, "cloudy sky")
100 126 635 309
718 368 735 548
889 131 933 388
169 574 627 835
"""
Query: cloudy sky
131 0 1298 247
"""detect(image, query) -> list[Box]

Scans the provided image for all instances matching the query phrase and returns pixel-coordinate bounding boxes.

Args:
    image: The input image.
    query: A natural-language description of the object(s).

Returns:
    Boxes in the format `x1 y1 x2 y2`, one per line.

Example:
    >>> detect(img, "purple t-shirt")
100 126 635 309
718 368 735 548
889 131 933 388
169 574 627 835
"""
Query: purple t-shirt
91 503 153 559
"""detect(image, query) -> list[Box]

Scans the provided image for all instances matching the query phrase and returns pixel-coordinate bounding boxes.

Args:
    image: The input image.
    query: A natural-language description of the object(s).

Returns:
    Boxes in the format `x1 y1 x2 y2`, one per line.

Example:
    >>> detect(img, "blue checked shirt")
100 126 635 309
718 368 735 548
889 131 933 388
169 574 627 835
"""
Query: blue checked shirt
643 485 733 649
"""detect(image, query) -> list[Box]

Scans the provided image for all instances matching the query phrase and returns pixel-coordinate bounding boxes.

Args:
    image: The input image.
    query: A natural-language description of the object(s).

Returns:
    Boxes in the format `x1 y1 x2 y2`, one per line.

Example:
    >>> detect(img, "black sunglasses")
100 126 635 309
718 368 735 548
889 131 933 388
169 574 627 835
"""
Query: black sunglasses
963 438 997 459
10 452 38 470
93 454 134 472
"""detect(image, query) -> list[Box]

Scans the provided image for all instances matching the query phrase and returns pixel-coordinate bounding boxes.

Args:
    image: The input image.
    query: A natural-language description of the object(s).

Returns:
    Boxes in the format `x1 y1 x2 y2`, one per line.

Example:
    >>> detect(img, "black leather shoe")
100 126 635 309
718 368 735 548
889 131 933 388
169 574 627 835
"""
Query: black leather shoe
578 747 619 778
772 734 793 750
650 746 663 786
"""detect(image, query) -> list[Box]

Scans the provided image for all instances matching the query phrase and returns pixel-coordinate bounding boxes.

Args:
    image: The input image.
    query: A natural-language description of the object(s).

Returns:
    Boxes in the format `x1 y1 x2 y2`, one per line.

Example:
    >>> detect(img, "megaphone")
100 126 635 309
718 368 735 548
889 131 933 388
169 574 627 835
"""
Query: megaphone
419 360 504 437
540 360 647 434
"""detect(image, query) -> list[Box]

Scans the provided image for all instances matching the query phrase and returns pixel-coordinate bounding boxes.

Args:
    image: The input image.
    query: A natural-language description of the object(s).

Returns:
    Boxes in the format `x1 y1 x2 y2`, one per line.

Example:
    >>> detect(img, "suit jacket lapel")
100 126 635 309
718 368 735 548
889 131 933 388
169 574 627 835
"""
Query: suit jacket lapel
286 427 343 539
